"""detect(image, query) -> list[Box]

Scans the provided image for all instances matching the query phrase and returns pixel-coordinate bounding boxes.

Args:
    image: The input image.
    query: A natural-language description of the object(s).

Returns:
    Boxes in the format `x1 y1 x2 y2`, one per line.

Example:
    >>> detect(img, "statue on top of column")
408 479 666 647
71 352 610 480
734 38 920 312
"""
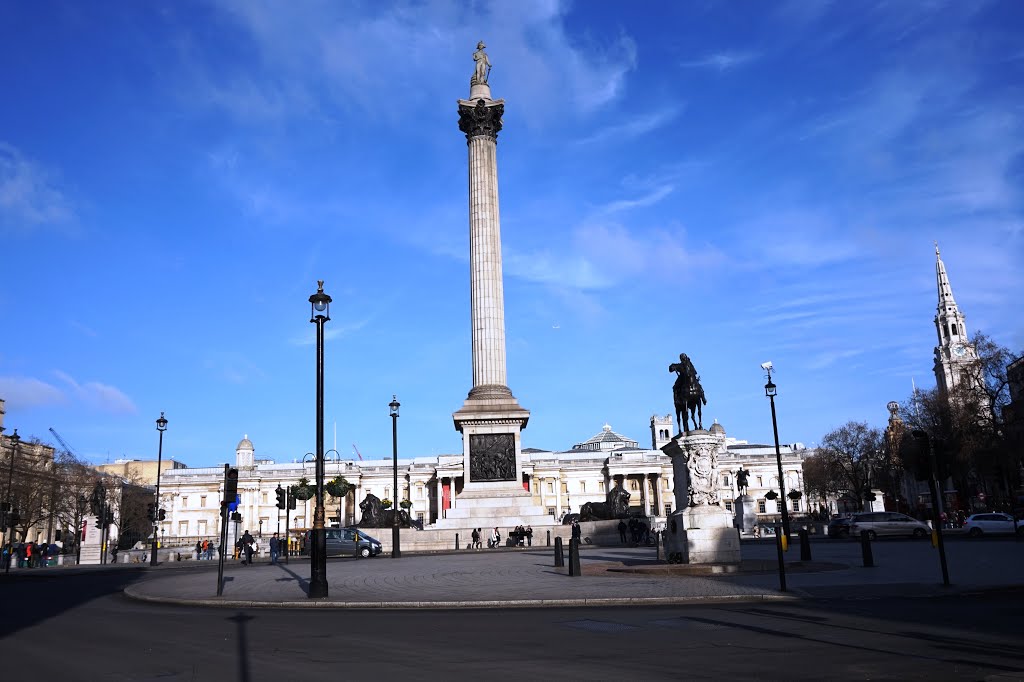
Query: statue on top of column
669 353 707 433
471 41 491 86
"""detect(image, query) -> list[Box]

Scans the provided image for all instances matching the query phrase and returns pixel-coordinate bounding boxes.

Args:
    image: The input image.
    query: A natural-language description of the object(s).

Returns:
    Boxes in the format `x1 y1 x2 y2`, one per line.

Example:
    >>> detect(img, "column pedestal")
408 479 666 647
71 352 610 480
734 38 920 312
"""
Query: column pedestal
661 431 741 564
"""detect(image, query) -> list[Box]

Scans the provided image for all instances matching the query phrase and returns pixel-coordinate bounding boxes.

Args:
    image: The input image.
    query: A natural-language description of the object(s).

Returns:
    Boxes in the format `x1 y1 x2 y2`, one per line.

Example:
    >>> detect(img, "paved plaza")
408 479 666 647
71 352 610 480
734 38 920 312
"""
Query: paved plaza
122 538 1024 609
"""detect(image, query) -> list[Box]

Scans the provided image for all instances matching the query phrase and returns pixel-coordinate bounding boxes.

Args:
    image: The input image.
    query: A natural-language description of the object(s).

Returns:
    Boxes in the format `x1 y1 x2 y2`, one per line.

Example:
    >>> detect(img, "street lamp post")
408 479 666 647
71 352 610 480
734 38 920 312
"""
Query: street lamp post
308 280 332 598
390 395 401 559
763 365 791 538
151 412 168 567
4 429 20 574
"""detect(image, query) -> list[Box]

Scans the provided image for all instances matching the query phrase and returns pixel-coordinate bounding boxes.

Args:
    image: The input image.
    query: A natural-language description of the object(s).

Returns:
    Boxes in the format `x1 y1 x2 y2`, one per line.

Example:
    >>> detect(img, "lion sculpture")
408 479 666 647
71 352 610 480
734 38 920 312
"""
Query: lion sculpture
578 486 631 522
357 492 422 529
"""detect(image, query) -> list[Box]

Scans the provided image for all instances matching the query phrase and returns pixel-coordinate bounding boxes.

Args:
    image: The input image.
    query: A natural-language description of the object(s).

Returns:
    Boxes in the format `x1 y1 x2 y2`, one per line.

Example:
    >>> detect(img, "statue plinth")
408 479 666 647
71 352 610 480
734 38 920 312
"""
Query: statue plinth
734 494 757 534
660 431 741 564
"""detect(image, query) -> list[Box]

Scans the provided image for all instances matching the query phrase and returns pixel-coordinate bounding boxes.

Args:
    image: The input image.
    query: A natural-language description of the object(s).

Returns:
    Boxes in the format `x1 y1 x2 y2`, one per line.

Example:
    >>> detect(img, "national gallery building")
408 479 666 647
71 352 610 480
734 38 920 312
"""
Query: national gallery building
154 416 811 542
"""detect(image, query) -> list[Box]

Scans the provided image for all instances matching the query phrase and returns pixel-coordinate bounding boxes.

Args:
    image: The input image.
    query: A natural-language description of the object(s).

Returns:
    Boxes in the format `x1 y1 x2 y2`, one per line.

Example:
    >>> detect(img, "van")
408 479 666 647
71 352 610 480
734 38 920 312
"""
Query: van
303 527 383 558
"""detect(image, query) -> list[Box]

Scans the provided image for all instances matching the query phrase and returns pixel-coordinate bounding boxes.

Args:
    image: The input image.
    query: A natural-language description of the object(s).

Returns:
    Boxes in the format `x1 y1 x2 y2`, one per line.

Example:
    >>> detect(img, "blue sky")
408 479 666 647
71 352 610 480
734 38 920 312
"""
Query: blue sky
1 1 1021 467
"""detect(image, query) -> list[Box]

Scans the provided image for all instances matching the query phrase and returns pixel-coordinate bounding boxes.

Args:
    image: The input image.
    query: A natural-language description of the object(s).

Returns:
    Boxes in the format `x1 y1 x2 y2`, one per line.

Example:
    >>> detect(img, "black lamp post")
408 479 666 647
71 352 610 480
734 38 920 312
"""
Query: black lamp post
390 395 401 559
4 429 20 574
150 412 168 567
308 280 332 598
763 365 791 538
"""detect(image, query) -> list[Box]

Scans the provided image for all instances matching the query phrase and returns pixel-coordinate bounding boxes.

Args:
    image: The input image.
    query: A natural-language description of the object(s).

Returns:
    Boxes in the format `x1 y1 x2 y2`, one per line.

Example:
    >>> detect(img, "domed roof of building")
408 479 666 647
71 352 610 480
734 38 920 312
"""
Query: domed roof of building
236 434 254 451
573 424 639 451
709 420 725 435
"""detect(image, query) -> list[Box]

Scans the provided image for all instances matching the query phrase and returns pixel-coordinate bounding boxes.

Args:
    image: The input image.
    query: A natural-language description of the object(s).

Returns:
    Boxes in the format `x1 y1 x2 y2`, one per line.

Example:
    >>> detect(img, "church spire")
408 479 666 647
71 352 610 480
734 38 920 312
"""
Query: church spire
935 241 957 311
932 242 976 394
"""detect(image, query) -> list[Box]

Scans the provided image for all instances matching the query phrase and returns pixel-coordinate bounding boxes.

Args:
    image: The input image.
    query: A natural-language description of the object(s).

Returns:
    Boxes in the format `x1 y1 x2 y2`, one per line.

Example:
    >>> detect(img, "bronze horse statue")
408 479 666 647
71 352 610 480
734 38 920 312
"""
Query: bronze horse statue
670 353 706 433
357 493 422 529
578 486 631 522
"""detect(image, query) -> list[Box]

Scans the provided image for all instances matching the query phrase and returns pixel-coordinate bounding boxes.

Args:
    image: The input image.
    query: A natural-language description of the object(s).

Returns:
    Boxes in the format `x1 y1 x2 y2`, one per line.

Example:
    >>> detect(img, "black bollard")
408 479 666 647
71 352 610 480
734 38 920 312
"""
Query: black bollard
774 523 787 592
553 536 564 567
568 538 581 577
455 533 460 550
655 530 663 562
799 528 811 561
546 530 551 547
860 530 874 568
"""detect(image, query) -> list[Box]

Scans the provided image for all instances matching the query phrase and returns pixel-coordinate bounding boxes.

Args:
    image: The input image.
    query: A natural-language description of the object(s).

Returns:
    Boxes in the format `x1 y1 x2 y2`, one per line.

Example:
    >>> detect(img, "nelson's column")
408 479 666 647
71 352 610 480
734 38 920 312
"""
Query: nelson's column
442 42 553 528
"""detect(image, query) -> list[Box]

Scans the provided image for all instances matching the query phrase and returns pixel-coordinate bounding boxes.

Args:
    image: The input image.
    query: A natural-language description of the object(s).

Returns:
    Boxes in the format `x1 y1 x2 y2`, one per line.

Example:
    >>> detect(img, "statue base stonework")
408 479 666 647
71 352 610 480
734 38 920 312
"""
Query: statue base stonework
735 494 757 534
661 431 741 565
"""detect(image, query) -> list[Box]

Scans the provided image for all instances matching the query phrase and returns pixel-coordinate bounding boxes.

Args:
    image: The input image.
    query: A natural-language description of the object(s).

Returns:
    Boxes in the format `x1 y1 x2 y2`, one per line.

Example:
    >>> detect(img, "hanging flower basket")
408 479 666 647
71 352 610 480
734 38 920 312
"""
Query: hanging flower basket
764 490 779 501
399 499 412 510
292 477 315 501
380 498 393 509
787 490 802 500
326 476 352 499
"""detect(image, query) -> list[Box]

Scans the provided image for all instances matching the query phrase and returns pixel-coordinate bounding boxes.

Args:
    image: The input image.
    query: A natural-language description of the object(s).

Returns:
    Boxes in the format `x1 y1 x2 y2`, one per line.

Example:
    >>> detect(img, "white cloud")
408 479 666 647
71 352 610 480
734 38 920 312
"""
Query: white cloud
0 376 66 408
680 50 759 71
54 370 137 415
0 143 74 229
574 107 682 146
189 1 637 125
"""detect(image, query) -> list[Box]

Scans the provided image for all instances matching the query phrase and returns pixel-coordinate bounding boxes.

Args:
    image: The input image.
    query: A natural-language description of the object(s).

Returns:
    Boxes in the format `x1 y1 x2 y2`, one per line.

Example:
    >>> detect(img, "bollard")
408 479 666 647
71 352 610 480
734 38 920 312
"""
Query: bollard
546 530 551 547
455 533 460 550
860 530 874 568
568 538 581 577
553 536 564 567
774 523 787 591
655 530 663 562
799 528 811 562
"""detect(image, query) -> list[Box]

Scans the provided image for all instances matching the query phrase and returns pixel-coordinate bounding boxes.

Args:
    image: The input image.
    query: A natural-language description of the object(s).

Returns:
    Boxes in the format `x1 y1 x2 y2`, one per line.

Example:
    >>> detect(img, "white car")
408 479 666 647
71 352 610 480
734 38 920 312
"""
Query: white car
848 512 930 539
963 513 1021 537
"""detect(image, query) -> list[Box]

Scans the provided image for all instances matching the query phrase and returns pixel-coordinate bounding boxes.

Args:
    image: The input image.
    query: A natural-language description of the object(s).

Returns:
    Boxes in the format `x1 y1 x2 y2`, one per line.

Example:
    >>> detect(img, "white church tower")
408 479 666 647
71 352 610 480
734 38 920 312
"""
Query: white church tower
236 435 254 469
932 243 981 395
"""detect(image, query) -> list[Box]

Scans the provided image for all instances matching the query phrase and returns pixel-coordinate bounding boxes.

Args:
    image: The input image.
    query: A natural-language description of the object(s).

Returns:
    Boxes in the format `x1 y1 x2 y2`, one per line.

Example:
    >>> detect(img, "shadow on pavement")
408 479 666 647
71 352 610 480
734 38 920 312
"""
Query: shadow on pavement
272 563 309 596
0 568 147 638
228 612 254 682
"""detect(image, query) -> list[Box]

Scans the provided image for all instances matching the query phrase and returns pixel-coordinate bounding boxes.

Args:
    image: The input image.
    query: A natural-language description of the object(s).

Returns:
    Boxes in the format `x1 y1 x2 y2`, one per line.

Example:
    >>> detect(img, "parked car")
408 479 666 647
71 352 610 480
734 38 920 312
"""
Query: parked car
848 512 930 539
303 527 382 558
962 513 1022 537
827 515 853 538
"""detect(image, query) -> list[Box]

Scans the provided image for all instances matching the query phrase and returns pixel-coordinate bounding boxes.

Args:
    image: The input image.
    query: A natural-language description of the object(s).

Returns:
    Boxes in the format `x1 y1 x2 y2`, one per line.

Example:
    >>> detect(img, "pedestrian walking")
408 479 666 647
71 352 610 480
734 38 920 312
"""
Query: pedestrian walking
269 533 280 564
195 540 203 561
471 528 480 550
488 527 500 549
242 530 255 565
571 520 582 543
526 525 533 547
618 519 628 544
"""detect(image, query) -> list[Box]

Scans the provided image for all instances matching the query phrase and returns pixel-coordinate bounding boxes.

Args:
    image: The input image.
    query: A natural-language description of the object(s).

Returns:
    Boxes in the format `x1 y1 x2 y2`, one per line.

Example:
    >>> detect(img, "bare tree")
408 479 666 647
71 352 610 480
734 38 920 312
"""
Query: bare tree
815 422 887 512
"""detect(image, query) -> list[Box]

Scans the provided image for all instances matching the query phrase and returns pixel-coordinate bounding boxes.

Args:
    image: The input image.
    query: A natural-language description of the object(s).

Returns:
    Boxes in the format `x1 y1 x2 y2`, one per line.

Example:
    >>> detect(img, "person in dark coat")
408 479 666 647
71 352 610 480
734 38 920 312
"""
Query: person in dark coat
241 531 255 565
618 520 628 544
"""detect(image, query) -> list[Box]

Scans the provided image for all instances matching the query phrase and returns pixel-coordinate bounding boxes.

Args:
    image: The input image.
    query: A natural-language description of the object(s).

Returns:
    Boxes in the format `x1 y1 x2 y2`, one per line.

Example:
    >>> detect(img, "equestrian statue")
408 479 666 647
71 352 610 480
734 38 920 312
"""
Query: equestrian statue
669 353 707 433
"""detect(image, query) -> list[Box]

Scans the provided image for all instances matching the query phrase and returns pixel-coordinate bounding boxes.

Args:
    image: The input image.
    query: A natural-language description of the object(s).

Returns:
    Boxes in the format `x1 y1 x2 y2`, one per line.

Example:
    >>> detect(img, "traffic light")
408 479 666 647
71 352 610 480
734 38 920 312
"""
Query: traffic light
224 467 239 499
231 512 242 523
147 502 156 522
287 487 296 510
275 486 286 509
158 508 166 521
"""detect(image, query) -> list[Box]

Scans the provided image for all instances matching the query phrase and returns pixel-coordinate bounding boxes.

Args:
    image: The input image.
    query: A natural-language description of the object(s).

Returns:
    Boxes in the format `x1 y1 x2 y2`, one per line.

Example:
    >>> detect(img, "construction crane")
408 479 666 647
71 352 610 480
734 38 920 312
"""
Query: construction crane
49 427 78 457
352 443 364 461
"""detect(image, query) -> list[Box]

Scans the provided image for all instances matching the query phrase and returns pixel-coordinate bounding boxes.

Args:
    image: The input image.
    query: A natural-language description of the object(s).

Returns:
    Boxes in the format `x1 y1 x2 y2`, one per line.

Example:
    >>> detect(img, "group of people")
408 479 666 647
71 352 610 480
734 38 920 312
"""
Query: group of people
469 525 535 550
1 540 61 568
617 518 651 545
194 539 217 560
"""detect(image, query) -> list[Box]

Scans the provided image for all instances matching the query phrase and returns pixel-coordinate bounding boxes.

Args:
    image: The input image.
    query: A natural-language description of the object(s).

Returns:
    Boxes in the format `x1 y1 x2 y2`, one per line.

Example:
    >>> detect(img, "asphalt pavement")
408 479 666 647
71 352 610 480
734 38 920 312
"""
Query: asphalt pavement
120 536 1024 608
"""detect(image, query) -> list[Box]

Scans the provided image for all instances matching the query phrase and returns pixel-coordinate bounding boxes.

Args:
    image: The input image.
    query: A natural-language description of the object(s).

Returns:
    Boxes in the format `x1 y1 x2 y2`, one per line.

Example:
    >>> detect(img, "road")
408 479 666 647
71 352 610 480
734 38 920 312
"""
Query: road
2 564 1023 680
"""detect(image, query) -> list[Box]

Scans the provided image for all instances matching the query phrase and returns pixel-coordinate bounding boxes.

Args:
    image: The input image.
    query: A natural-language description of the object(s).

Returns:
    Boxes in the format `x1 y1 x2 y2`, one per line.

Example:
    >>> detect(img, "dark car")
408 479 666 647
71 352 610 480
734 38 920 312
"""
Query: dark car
827 515 853 538
303 527 382 558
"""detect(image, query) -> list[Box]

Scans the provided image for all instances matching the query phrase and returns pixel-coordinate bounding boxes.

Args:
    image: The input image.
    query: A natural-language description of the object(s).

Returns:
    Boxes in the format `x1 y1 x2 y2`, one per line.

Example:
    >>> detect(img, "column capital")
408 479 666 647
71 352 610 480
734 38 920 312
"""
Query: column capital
458 98 504 141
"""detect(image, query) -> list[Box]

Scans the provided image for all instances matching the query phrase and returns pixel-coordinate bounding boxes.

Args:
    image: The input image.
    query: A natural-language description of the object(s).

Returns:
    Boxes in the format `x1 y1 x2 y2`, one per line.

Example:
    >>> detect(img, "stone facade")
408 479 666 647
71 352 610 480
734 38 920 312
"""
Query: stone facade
148 421 811 546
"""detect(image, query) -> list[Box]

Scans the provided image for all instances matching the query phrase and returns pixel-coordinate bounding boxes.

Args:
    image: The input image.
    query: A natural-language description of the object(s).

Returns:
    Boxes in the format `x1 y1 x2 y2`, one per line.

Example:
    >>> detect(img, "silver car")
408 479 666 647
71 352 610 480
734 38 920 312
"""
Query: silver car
848 512 930 539
963 513 1021 537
